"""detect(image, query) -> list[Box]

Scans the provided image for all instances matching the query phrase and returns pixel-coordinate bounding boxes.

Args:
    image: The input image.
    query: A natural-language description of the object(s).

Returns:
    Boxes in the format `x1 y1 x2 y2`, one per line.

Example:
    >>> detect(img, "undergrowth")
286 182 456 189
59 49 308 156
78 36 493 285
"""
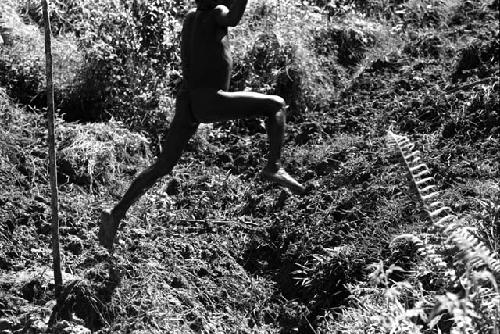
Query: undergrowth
372 130 500 333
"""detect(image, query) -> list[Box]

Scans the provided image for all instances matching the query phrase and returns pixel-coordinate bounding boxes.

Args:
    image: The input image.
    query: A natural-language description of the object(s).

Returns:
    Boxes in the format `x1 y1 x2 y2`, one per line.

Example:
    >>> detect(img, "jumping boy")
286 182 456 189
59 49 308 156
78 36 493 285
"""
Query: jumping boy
98 0 305 250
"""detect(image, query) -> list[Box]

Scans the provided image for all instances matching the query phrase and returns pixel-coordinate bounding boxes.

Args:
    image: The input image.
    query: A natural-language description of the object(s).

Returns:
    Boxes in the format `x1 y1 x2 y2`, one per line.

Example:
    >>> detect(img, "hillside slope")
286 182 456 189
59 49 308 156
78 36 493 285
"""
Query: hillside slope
0 0 498 333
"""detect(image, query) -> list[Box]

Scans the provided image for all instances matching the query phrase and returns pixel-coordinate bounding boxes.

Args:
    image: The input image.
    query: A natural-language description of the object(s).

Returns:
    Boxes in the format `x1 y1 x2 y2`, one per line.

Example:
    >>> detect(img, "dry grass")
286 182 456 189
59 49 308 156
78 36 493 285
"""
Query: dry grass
57 120 151 189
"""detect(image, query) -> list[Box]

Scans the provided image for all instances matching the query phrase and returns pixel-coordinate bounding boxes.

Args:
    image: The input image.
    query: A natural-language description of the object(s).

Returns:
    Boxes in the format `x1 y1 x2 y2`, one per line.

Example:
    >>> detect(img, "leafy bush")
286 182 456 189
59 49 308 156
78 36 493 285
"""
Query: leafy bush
14 0 185 130
0 19 81 105
0 6 83 115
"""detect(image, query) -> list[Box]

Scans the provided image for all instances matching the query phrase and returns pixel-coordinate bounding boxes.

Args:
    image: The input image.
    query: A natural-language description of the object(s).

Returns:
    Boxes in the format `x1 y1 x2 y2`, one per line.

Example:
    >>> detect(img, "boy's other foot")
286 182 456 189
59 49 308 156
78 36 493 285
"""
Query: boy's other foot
98 209 118 251
261 168 306 195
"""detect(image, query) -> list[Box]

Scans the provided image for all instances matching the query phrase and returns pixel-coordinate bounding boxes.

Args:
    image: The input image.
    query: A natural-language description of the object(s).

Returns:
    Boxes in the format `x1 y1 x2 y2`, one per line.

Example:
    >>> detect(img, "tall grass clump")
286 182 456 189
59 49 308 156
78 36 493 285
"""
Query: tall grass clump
1 85 150 193
0 87 48 192
57 120 151 189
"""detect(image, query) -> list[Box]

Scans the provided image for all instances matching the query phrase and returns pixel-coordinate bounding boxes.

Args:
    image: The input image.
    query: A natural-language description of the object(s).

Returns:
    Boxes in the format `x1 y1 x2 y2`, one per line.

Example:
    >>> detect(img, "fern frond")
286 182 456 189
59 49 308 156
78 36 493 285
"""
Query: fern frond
387 130 500 280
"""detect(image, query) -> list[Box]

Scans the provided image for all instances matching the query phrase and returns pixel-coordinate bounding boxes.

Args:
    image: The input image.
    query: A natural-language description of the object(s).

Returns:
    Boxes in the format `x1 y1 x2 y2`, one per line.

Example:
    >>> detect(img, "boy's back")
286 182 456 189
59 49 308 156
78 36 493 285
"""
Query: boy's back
183 8 233 91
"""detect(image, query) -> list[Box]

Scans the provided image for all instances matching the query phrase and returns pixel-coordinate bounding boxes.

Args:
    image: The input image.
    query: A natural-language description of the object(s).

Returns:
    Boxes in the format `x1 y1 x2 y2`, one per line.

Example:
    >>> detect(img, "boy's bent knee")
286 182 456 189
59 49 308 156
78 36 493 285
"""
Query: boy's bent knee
270 95 285 108
267 95 286 113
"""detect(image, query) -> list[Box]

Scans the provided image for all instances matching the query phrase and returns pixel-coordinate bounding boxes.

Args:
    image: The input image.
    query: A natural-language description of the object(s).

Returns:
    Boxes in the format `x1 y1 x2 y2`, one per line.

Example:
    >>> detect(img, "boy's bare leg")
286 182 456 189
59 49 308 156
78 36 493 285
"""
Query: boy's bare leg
264 109 285 171
99 104 199 250
192 89 305 194
261 109 305 194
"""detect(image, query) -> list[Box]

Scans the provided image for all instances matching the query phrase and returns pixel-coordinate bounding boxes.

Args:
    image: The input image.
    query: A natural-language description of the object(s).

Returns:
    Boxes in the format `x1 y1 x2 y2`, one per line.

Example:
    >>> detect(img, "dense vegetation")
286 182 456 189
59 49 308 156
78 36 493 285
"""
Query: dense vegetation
0 0 498 333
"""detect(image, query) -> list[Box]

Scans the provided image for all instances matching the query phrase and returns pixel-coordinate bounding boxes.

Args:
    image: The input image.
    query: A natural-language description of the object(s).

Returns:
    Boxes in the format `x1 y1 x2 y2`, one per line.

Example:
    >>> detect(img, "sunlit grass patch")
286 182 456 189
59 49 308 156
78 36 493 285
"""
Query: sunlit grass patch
57 120 150 189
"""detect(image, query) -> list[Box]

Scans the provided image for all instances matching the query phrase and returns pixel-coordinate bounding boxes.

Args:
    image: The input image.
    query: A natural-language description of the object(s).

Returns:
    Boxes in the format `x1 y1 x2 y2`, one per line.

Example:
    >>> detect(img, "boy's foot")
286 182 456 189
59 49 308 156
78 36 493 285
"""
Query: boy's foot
261 168 306 195
98 209 118 251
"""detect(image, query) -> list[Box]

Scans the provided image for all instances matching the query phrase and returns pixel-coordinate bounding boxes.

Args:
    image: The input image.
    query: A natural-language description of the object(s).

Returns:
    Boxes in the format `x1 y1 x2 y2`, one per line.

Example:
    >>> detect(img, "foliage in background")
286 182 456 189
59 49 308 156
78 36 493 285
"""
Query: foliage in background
1 0 188 142
3 0 395 143
0 4 82 109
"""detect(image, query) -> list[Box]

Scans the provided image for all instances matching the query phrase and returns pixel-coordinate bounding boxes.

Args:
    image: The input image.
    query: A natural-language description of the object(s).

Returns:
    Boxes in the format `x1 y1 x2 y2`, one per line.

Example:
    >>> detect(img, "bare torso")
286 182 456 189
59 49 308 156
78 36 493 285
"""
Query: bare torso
182 8 232 91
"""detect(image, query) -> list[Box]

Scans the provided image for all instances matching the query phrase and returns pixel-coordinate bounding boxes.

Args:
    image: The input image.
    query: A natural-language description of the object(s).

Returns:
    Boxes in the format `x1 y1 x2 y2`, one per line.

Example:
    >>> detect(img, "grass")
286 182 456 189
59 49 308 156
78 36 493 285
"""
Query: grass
57 119 150 190
0 0 499 333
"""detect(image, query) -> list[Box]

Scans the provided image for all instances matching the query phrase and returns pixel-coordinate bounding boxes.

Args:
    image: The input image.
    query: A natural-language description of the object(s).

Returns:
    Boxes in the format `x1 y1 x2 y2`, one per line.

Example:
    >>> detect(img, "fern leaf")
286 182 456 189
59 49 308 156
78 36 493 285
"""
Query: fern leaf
387 130 500 280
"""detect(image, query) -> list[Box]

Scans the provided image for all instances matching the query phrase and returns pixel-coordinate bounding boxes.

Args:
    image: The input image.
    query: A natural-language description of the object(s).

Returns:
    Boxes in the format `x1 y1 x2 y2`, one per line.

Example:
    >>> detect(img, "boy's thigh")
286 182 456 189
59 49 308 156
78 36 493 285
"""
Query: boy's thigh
191 89 284 123
174 88 198 127
158 90 199 161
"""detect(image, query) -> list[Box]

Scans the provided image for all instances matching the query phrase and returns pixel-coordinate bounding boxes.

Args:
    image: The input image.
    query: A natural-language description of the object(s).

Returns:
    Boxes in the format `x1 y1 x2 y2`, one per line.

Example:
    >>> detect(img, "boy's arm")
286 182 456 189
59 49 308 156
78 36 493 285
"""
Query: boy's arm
214 0 248 27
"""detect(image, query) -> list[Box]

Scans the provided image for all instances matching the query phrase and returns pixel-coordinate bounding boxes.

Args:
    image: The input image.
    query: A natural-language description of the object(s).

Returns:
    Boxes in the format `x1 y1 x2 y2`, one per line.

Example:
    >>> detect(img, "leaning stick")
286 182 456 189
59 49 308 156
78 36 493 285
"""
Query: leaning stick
42 0 63 297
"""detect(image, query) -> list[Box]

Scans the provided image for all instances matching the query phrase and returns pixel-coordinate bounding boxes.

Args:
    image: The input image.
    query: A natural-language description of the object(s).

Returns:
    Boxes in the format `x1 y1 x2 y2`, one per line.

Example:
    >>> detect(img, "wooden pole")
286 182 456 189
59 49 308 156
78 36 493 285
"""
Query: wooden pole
42 0 63 298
